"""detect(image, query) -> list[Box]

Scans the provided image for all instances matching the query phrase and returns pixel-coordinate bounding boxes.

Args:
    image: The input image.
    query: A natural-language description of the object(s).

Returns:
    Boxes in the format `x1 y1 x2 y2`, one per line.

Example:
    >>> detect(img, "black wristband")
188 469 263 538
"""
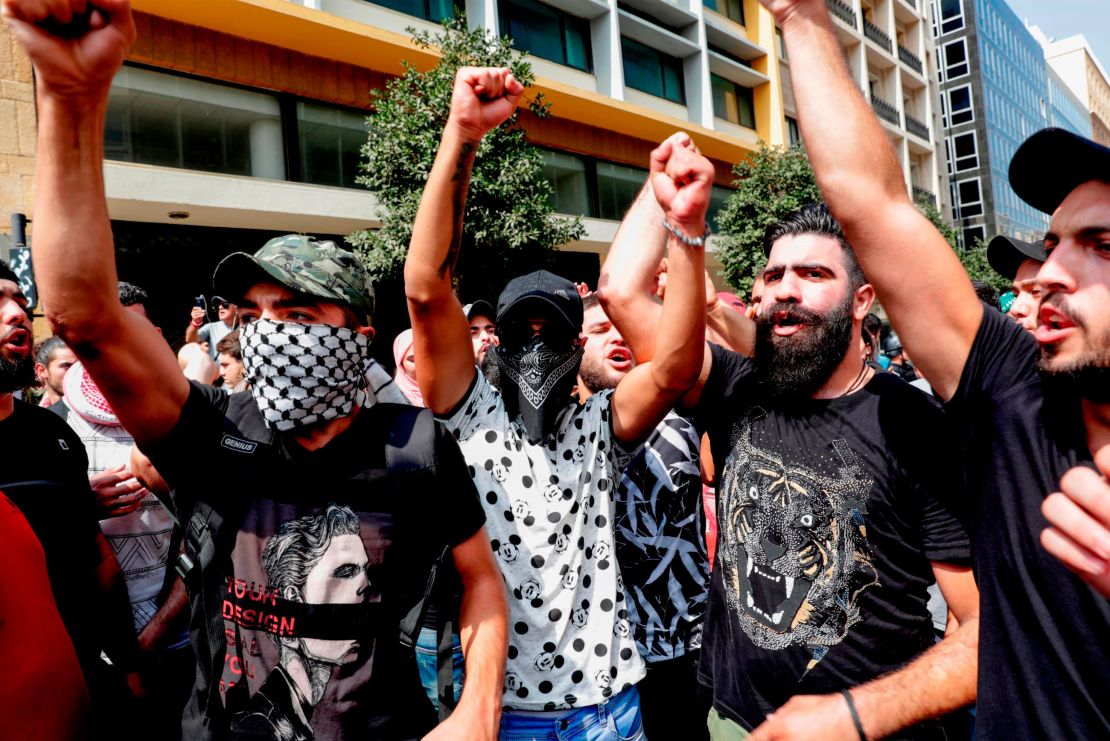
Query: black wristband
841 689 868 741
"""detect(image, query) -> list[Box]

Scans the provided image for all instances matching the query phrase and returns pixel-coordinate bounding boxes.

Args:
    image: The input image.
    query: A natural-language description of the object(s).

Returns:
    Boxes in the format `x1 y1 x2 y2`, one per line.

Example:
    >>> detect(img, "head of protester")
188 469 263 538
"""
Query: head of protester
391 327 424 406
34 335 76 406
576 292 634 396
212 234 375 431
0 260 34 399
215 329 248 393
465 300 497 364
987 234 1046 334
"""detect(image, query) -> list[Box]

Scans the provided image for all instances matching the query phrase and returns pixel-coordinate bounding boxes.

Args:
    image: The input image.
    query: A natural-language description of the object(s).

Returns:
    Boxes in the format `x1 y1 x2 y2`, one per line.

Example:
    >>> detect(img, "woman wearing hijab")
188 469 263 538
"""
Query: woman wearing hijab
392 328 424 407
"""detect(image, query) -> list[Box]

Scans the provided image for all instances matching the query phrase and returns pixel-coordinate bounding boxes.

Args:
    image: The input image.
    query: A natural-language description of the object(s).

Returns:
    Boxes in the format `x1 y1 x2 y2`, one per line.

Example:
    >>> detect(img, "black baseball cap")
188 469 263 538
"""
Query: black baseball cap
986 235 1047 281
465 299 496 322
496 270 583 333
1009 128 1110 214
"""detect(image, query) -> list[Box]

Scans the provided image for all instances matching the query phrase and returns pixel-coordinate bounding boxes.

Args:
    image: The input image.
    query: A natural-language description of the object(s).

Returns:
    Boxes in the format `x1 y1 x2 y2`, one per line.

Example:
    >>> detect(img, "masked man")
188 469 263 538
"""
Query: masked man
404 66 712 738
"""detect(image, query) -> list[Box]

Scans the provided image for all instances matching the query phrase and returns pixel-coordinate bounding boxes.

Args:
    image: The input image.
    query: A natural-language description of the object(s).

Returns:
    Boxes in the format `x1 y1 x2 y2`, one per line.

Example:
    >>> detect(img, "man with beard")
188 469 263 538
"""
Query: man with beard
576 291 712 739
34 335 76 406
6 4 507 739
603 204 980 739
759 0 1110 735
404 67 710 737
0 260 144 735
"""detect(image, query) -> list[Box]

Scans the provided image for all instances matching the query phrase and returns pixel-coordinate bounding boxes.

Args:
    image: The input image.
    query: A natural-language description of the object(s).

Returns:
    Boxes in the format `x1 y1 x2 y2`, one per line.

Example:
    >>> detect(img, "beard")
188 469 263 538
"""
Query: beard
1037 296 1110 403
0 348 34 394
753 295 855 400
578 355 627 394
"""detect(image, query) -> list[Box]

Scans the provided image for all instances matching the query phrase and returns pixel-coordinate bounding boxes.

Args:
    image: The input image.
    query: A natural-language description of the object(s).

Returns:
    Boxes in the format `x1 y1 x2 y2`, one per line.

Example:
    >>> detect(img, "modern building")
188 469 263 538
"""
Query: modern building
780 0 948 214
2 0 803 338
929 0 1094 248
1036 32 1110 146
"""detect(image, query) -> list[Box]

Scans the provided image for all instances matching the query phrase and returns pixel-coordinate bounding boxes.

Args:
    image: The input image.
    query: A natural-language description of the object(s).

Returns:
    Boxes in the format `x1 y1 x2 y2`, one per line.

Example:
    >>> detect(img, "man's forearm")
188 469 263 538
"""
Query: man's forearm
706 300 755 356
852 617 978 738
456 569 508 722
95 534 143 671
184 324 201 344
137 578 187 654
650 235 706 395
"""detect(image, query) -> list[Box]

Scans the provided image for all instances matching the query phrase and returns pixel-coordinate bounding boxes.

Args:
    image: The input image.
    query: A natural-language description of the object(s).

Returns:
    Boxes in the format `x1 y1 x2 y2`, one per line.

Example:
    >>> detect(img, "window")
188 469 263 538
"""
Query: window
776 27 787 60
711 74 755 129
957 178 983 218
707 185 732 230
621 37 686 104
961 225 985 249
105 66 283 178
947 85 973 126
597 161 648 220
939 0 963 34
500 0 591 72
943 39 968 79
950 132 978 171
297 103 367 189
542 150 592 216
703 0 744 25
370 0 452 22
786 116 802 146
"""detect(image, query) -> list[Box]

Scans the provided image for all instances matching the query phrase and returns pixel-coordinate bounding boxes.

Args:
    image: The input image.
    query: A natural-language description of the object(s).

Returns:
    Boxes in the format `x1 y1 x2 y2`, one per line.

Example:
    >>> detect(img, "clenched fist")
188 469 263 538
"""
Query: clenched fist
649 132 715 239
446 67 525 143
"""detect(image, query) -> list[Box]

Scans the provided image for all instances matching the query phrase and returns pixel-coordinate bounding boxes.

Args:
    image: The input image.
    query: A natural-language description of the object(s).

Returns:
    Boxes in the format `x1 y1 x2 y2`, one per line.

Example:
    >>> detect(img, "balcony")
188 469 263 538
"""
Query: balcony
912 185 936 206
871 95 899 125
904 112 930 139
863 19 892 53
898 44 923 73
826 0 857 28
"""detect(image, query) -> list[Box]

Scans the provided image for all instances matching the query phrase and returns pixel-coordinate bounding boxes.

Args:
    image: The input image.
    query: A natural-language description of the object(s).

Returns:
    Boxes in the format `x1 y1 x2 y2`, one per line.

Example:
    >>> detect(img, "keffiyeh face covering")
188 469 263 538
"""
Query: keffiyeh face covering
493 335 583 444
240 319 370 432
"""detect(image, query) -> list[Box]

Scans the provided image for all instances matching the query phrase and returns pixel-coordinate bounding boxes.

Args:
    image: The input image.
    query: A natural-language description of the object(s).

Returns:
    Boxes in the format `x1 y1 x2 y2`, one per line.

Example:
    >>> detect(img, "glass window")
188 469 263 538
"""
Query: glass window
542 150 592 216
371 0 453 22
500 0 592 72
597 160 647 220
105 66 283 178
962 225 985 249
957 179 983 217
951 132 978 171
703 0 744 25
707 185 732 230
711 74 755 129
621 37 686 104
948 85 973 125
944 39 968 79
297 103 367 189
939 0 963 34
786 116 801 146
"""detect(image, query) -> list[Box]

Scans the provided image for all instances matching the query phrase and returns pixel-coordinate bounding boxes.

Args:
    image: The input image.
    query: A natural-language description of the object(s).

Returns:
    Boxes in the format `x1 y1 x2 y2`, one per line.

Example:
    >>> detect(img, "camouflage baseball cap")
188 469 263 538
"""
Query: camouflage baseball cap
212 235 375 321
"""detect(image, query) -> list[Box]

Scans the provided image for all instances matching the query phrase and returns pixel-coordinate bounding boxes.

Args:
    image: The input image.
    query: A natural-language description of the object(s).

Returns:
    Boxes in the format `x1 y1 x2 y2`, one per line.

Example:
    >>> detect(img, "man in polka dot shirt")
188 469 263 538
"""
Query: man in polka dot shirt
405 66 714 739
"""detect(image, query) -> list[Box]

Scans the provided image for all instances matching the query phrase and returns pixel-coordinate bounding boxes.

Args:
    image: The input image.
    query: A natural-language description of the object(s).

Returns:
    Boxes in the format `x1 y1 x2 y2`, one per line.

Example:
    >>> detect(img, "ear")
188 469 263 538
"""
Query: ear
357 325 376 341
853 284 875 320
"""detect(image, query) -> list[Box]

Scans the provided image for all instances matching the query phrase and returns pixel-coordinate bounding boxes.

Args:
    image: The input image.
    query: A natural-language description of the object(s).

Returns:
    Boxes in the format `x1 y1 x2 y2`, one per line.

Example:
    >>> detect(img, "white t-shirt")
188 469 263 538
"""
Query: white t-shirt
439 374 646 711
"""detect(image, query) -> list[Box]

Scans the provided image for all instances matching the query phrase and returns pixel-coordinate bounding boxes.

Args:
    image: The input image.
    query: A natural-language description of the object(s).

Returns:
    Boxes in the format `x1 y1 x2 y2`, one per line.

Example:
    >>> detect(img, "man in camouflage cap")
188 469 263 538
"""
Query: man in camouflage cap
14 1 510 733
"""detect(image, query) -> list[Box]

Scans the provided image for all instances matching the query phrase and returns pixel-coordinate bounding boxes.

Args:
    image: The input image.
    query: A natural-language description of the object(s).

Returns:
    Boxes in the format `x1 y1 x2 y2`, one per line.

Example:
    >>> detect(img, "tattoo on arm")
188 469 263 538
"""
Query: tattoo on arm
438 142 477 278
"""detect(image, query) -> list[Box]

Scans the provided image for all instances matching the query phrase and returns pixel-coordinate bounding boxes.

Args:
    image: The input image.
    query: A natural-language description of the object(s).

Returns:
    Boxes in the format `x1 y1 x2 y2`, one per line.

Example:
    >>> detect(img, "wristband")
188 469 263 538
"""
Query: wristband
662 218 711 247
191 319 203 327
841 689 868 741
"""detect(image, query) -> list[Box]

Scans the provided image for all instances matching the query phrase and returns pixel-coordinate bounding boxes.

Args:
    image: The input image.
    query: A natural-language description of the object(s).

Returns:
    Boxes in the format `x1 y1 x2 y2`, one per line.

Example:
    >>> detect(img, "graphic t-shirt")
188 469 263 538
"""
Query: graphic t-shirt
53 400 177 638
145 385 486 741
614 412 709 661
440 374 646 711
695 345 970 733
945 306 1110 739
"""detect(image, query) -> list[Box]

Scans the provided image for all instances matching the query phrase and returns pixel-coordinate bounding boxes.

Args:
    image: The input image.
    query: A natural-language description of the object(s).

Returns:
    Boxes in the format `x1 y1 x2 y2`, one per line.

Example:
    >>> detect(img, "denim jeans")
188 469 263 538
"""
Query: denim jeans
415 626 466 709
498 685 645 740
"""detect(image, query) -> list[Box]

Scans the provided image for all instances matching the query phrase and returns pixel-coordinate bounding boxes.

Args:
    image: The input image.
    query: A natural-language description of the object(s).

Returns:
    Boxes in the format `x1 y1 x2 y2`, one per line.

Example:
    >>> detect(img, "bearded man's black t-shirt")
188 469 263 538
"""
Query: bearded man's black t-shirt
144 384 486 741
945 306 1109 739
694 344 969 734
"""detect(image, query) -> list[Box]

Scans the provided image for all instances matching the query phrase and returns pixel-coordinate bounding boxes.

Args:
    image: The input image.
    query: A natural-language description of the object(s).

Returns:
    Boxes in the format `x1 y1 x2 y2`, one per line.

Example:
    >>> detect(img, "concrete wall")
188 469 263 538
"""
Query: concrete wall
0 22 36 237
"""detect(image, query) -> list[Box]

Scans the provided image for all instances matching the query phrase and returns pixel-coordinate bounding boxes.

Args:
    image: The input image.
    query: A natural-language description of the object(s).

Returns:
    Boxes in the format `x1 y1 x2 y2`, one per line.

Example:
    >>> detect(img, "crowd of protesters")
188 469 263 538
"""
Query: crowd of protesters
1 0 1107 739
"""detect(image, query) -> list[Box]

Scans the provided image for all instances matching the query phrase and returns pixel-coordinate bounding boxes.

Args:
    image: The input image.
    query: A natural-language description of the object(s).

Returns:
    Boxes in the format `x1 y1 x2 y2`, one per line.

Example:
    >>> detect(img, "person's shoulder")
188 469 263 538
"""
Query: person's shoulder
869 371 943 412
13 399 81 438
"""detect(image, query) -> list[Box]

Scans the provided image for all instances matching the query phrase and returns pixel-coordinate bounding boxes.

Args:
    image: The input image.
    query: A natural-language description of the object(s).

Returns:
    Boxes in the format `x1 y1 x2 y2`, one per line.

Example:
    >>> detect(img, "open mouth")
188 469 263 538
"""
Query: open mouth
1035 305 1077 346
772 311 809 337
606 347 632 371
1 327 30 353
737 550 811 632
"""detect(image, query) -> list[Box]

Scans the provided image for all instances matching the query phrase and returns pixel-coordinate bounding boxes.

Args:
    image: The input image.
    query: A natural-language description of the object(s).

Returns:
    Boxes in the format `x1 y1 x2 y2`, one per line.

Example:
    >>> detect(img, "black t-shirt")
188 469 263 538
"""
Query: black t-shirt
0 401 105 667
946 306 1109 739
144 384 486 741
694 345 970 734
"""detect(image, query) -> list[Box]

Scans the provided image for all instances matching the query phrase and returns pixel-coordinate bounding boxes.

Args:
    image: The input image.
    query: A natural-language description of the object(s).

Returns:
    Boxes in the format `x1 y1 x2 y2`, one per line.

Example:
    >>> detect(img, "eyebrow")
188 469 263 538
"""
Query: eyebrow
1044 226 1110 243
238 296 326 311
763 262 834 276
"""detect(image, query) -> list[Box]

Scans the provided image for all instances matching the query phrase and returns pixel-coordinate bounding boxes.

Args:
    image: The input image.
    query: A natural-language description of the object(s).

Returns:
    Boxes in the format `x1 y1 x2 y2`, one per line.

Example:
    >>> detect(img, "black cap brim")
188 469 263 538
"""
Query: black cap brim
212 253 288 305
986 235 1047 281
466 300 496 322
1009 128 1110 214
498 294 577 333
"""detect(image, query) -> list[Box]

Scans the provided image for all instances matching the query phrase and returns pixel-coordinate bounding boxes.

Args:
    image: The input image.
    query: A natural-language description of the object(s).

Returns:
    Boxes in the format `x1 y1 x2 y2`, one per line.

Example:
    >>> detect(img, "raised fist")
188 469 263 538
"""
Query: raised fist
446 67 524 143
2 0 135 105
649 133 714 235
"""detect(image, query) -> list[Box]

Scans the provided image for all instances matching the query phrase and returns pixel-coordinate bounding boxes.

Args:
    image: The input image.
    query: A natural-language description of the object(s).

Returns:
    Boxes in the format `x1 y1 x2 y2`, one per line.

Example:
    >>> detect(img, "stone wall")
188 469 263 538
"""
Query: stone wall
0 21 35 238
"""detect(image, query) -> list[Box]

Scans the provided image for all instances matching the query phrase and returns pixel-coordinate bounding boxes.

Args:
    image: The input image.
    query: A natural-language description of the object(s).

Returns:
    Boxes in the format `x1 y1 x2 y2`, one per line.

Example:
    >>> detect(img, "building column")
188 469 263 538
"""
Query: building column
249 117 286 181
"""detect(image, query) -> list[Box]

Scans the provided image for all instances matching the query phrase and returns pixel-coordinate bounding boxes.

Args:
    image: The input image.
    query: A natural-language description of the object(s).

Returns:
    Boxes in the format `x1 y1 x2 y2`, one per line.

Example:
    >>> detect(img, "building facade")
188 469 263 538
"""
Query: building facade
780 0 947 214
1039 33 1110 146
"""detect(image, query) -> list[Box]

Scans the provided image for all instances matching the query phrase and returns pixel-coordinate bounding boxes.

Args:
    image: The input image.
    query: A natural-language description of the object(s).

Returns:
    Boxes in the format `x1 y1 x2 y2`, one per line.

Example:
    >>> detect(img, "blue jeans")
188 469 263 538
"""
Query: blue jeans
499 685 645 740
415 626 466 709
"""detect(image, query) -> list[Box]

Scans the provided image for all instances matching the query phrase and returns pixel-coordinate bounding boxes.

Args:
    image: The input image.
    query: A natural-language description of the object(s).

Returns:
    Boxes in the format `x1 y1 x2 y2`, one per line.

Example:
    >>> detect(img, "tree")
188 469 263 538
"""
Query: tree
349 16 584 300
714 143 820 298
914 197 1009 293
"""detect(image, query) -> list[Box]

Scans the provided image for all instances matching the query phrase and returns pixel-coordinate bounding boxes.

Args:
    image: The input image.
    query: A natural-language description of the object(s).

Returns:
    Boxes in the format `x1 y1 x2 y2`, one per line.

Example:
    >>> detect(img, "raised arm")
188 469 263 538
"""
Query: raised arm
404 67 523 414
609 138 710 444
5 0 189 444
763 0 980 399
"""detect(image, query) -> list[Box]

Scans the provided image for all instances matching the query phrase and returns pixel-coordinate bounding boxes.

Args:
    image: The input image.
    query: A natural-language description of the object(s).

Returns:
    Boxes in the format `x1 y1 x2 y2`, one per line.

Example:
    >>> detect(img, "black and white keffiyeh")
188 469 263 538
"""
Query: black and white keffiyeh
240 319 370 431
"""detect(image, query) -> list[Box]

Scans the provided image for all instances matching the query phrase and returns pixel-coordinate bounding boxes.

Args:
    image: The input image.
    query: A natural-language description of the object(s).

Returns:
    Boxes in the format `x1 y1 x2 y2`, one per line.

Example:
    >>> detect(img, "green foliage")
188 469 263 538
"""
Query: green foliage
714 143 821 297
349 16 584 299
915 196 1009 293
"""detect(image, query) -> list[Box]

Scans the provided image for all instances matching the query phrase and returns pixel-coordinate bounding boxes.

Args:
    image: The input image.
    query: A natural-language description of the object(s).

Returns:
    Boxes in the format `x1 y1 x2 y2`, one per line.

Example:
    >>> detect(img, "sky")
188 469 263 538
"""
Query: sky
1003 0 1110 71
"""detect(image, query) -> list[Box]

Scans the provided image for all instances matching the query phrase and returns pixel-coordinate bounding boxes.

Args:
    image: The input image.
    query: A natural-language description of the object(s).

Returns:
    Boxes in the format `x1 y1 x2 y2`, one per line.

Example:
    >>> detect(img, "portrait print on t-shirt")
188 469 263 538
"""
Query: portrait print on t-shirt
719 416 878 671
224 503 384 741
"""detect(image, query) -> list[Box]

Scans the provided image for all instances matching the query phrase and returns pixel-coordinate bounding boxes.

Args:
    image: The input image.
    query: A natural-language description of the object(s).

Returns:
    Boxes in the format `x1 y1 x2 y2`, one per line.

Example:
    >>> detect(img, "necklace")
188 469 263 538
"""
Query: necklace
840 362 872 398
